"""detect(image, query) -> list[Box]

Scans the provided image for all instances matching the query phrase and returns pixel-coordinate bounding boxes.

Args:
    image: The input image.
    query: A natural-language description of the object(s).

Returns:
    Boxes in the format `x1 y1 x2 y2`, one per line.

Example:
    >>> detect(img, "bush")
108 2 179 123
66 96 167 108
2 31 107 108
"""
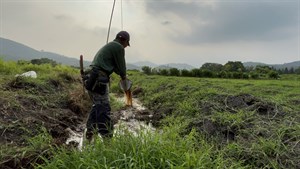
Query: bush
218 71 228 78
181 69 191 77
232 72 243 79
141 66 152 75
159 69 169 76
250 72 259 79
268 71 280 79
169 68 180 76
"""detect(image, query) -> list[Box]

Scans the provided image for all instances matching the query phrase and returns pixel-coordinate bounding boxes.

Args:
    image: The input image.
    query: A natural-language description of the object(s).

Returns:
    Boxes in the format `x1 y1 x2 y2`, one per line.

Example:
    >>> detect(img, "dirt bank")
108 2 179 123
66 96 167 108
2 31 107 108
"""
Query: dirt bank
0 77 158 168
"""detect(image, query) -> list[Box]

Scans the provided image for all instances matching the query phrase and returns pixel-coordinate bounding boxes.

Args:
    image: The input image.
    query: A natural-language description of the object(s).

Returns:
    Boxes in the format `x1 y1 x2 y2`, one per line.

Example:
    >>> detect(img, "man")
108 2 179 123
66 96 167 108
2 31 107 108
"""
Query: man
84 31 130 141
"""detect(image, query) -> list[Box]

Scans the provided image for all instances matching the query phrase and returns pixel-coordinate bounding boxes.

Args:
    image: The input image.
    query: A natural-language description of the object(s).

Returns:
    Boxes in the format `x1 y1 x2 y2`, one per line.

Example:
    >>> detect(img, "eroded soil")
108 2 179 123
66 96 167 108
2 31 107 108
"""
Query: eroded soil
1 77 297 168
0 79 157 169
185 93 287 142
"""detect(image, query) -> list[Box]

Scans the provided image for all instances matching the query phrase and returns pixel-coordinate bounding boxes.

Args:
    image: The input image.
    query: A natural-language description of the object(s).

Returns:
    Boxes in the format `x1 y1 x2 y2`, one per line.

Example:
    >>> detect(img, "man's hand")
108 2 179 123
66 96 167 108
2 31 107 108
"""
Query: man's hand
119 78 132 92
120 79 128 91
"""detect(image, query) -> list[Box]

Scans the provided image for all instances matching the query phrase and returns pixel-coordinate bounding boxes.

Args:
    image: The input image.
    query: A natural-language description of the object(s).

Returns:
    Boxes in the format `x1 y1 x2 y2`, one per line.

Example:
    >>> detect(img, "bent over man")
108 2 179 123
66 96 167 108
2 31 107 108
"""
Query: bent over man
84 31 130 141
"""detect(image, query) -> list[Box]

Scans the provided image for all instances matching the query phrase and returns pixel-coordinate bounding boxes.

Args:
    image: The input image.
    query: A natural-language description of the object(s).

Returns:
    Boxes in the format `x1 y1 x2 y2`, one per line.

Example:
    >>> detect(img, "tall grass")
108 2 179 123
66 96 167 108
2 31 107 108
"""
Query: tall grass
35 119 247 169
1 61 299 168
125 71 300 168
0 60 88 168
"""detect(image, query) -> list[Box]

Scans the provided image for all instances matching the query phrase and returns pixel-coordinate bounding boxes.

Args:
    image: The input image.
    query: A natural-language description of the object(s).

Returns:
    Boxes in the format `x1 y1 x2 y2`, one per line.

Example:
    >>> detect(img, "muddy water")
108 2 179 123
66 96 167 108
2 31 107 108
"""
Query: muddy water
66 96 155 150
114 96 155 136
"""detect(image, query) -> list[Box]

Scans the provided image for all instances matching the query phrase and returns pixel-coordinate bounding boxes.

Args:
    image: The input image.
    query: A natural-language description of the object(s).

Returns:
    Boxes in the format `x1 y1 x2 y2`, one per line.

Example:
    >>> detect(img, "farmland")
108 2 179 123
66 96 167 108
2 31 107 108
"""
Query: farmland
0 60 299 168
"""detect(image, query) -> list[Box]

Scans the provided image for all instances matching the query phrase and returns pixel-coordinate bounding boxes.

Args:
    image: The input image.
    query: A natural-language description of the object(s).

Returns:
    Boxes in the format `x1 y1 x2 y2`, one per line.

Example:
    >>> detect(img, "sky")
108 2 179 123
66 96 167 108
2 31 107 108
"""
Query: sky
0 0 299 67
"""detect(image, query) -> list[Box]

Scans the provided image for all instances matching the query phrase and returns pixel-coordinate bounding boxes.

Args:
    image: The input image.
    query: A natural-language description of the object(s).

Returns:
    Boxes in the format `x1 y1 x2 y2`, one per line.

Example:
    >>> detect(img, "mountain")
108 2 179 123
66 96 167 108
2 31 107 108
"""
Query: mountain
131 61 158 68
270 61 300 69
126 63 141 70
159 63 195 70
0 37 91 67
3 37 298 71
130 61 195 70
243 62 268 67
243 61 300 70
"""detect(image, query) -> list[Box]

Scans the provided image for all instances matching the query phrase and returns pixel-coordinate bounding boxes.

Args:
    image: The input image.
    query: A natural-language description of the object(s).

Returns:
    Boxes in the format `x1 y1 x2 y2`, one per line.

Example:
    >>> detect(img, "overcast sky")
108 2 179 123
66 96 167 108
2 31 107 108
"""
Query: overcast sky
1 0 299 67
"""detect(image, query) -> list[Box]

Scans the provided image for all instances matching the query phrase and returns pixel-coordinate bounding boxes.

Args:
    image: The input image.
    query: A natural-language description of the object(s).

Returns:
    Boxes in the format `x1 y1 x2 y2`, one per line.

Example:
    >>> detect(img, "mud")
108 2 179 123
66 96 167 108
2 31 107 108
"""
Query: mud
185 93 286 142
1 77 291 168
65 95 156 150
0 76 91 168
0 76 161 169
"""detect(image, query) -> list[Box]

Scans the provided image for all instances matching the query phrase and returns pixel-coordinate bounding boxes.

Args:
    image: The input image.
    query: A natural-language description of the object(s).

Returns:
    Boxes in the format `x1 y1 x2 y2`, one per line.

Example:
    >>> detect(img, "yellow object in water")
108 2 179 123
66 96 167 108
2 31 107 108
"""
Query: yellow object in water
125 90 133 106
119 79 133 106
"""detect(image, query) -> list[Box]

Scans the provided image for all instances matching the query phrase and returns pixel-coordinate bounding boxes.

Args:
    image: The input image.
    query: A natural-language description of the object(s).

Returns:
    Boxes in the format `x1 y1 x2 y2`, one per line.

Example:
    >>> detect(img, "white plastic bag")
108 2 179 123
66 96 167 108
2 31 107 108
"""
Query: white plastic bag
15 71 37 78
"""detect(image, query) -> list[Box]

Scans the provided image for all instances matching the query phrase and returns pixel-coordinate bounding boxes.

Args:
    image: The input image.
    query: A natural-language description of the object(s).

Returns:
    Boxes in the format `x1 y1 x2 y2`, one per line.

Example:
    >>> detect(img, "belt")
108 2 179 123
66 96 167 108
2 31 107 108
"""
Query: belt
98 68 109 77
91 66 109 77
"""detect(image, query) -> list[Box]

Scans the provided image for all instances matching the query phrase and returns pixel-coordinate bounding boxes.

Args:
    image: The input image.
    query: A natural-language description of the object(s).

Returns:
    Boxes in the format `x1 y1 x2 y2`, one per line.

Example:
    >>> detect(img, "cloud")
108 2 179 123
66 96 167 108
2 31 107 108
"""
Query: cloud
145 1 298 44
1 0 298 66
161 20 171 25
1 1 111 60
54 14 73 21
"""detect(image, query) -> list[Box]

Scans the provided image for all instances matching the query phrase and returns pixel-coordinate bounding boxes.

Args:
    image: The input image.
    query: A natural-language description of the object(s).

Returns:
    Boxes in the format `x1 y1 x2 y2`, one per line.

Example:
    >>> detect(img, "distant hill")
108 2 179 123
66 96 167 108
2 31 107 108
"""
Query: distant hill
159 63 195 70
243 61 300 70
130 61 195 70
126 63 141 70
243 62 268 67
2 37 298 71
132 61 158 68
0 37 91 67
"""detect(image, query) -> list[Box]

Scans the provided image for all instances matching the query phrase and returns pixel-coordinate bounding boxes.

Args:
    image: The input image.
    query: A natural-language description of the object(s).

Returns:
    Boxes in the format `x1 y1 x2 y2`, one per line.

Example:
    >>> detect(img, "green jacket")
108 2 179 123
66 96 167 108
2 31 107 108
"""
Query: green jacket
91 39 126 78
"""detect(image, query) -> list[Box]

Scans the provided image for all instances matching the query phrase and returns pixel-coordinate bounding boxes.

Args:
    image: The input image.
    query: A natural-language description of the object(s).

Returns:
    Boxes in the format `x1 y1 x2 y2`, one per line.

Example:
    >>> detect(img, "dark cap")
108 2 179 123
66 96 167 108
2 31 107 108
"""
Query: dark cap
116 31 130 46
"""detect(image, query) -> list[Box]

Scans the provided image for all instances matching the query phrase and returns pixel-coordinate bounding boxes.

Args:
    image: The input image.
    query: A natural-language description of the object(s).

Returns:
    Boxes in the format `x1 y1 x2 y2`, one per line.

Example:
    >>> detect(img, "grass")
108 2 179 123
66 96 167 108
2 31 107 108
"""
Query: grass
35 121 246 169
0 59 92 169
1 60 299 168
126 71 300 168
35 71 299 168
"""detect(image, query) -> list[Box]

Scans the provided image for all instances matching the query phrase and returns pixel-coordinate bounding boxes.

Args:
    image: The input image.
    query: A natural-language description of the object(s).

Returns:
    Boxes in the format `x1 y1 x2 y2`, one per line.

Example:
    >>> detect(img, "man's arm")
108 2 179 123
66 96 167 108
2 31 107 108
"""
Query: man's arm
114 48 127 79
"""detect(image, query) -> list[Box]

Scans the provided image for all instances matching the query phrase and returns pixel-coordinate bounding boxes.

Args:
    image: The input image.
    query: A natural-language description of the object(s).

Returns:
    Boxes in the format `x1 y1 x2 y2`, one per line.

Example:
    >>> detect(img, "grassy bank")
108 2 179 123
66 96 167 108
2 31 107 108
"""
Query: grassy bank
0 60 91 168
1 59 299 168
38 71 299 168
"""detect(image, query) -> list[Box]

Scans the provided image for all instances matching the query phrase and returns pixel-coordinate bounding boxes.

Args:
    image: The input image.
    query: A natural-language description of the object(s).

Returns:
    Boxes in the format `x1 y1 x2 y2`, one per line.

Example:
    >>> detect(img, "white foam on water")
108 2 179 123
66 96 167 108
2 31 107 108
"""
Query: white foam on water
66 96 155 150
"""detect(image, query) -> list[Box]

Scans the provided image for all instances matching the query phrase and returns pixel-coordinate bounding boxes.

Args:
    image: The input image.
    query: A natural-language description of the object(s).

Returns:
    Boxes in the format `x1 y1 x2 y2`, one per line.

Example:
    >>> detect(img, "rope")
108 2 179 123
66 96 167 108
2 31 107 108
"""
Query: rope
106 0 117 44
121 0 123 30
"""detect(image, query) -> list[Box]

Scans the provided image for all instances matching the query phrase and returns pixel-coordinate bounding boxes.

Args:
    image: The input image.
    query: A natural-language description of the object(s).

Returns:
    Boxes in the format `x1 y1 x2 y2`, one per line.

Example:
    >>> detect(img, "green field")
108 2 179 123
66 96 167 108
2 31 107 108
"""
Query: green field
0 60 299 169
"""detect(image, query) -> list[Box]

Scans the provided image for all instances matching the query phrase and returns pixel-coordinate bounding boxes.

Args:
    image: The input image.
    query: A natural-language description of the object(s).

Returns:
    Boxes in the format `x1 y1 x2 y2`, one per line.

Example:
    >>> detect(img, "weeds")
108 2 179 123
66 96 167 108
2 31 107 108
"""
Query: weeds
1 61 299 168
36 124 224 169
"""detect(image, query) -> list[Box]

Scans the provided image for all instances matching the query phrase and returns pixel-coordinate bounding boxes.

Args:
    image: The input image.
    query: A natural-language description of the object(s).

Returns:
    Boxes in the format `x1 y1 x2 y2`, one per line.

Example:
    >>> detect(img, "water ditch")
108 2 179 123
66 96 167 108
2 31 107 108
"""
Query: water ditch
65 95 156 150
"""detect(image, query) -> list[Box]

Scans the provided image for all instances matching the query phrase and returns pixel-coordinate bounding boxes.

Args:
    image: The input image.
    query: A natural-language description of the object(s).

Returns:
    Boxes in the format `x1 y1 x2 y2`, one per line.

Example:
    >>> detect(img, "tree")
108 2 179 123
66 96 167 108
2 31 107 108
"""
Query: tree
250 71 259 79
151 68 159 75
295 67 300 74
201 69 214 78
142 66 152 75
223 61 245 72
232 72 243 79
159 69 169 76
31 58 57 66
268 70 280 79
17 60 30 65
283 67 289 74
254 65 272 76
218 71 228 78
200 63 223 72
289 67 294 74
190 68 201 77
169 68 180 76
181 69 191 77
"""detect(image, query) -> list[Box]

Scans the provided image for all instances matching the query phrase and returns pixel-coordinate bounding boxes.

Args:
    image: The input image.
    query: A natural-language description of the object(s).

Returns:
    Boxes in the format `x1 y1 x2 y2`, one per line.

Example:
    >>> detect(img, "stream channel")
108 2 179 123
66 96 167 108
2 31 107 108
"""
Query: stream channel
65 96 156 150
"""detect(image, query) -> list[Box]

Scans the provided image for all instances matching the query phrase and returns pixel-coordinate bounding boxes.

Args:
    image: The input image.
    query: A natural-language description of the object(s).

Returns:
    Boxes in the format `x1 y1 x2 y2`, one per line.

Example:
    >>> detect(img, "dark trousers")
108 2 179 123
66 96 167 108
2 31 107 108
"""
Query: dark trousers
86 84 113 139
86 103 113 138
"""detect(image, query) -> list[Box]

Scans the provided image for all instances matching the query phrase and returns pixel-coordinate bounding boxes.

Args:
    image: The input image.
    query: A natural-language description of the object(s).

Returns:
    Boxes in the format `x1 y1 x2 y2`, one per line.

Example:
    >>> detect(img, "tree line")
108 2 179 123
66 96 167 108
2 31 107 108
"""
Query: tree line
141 61 300 79
17 58 58 66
